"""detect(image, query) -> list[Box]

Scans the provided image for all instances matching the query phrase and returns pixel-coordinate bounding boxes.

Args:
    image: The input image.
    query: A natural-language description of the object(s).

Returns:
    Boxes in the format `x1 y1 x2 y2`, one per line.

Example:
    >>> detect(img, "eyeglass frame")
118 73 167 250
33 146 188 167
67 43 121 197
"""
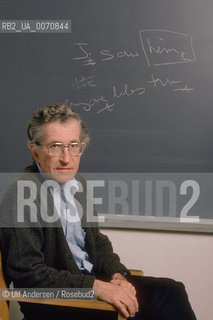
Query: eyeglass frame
35 141 86 157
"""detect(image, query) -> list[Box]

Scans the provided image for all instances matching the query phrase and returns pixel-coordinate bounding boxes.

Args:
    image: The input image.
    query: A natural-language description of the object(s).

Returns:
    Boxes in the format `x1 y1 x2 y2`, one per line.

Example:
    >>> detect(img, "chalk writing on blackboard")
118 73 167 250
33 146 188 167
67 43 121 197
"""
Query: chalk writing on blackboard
100 49 139 61
112 84 146 98
73 42 140 66
73 75 97 90
139 29 196 67
68 29 196 114
174 84 194 93
73 43 96 67
67 77 193 114
148 74 181 87
68 82 146 114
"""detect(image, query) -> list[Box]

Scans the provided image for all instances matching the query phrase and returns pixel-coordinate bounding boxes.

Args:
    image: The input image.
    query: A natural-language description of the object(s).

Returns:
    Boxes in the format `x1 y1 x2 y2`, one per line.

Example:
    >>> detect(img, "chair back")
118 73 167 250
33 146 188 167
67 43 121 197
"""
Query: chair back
0 251 9 320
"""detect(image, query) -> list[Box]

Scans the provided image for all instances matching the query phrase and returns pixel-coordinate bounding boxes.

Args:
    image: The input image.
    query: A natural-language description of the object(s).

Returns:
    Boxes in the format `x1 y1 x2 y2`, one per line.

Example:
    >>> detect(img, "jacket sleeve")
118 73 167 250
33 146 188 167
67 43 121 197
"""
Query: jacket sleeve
1 227 95 289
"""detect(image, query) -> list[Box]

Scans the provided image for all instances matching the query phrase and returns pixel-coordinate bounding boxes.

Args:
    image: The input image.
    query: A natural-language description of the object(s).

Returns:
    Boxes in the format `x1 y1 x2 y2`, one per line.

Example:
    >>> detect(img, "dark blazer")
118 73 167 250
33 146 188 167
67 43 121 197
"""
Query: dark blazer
0 163 129 317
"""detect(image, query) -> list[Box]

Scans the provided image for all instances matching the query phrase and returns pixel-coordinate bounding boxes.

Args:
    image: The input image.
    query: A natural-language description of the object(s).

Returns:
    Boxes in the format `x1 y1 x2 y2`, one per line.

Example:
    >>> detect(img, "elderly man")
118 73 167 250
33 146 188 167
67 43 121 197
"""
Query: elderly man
0 104 196 320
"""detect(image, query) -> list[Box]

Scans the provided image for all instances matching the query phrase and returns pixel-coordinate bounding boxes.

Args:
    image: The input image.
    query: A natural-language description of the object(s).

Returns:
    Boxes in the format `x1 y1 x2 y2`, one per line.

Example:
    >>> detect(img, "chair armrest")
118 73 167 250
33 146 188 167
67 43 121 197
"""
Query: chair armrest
19 298 127 320
130 269 143 276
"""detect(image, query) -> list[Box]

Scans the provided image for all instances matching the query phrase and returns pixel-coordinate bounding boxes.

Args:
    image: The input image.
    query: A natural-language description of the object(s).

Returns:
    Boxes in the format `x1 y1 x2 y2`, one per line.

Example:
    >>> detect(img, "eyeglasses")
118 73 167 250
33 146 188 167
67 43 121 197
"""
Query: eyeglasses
36 142 85 157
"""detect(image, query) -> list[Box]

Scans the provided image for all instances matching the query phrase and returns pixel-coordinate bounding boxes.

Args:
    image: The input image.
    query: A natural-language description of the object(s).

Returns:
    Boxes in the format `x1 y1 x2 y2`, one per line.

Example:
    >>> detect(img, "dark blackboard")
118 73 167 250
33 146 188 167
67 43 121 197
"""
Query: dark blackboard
0 0 213 232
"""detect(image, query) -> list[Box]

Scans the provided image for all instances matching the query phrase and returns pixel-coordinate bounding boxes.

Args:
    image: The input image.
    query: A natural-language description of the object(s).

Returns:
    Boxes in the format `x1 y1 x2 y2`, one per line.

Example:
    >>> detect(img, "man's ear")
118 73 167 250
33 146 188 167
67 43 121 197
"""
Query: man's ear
81 142 87 155
28 143 40 163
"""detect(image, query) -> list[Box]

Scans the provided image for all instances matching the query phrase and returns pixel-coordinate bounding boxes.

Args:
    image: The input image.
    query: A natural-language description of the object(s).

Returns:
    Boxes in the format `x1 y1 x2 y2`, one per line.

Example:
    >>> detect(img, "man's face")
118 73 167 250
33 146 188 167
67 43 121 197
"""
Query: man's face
30 119 84 184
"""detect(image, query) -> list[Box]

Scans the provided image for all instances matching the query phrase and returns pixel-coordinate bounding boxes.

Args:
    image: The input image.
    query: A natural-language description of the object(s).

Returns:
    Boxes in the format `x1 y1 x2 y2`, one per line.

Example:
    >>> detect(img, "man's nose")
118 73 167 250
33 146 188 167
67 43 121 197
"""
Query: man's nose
59 146 71 162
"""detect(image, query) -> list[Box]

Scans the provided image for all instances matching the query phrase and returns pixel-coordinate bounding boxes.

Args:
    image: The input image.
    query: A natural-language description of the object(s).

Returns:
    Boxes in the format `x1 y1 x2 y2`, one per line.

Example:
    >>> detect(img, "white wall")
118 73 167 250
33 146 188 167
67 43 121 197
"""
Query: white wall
101 229 213 320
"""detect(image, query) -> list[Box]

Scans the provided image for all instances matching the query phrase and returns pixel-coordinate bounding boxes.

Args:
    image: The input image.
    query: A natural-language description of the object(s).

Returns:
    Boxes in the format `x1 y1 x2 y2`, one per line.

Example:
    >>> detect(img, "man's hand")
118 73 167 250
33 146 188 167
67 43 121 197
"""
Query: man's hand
111 272 137 297
93 279 139 318
111 272 128 281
